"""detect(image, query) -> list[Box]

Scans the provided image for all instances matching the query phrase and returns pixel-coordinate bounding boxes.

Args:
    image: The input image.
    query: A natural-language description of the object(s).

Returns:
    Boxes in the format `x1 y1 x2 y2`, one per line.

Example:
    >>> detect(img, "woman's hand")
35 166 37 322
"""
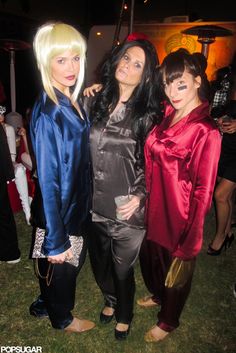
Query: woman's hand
83 83 102 97
47 248 73 264
217 116 236 134
220 119 236 134
116 195 141 220
17 127 26 136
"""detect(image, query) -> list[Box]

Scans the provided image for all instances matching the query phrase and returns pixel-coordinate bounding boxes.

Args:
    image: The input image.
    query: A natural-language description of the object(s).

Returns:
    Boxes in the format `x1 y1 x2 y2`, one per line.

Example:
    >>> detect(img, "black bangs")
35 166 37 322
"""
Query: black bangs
159 48 210 100
161 49 202 85
162 58 185 84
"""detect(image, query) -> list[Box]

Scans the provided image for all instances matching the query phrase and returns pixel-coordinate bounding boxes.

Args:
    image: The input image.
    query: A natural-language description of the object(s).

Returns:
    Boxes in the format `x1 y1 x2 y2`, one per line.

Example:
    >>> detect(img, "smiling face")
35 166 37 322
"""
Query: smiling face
50 50 80 94
163 69 201 114
115 46 145 89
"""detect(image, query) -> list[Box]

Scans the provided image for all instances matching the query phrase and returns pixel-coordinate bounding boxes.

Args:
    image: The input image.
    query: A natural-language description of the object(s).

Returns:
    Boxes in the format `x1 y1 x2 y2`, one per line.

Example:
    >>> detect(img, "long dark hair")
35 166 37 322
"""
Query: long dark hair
159 48 210 102
91 39 162 165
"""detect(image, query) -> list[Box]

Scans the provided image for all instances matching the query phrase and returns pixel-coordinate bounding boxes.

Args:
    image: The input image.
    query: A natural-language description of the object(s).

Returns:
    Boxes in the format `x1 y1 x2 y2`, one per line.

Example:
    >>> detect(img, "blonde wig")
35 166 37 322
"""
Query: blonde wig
33 22 87 105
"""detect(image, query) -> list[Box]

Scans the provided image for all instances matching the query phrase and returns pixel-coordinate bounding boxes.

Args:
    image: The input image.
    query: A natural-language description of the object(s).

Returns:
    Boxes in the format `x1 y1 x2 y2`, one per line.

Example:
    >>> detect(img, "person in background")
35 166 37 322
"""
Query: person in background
29 22 94 333
84 36 161 340
17 126 33 172
207 61 236 255
0 122 21 264
0 106 31 225
210 66 232 119
138 49 221 342
17 106 35 172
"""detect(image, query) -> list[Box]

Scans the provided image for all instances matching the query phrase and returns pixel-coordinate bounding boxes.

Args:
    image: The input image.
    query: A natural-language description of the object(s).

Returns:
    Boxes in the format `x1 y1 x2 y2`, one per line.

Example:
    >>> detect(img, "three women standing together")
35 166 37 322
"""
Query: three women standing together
29 21 221 343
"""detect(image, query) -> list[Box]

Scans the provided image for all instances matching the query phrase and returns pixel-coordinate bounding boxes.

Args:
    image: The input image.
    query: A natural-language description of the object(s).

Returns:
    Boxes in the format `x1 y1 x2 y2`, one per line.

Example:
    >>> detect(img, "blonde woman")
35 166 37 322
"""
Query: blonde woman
29 22 94 333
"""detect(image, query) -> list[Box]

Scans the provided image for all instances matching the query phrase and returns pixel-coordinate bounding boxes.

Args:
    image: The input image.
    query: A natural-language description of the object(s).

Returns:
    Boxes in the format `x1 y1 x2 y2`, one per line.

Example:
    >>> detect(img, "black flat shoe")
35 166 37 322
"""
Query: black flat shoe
29 295 48 318
114 325 130 340
100 311 114 324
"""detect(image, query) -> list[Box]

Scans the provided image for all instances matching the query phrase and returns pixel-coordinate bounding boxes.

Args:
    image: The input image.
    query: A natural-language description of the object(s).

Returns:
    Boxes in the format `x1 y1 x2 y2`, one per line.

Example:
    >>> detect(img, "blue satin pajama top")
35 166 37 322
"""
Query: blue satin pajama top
30 89 90 256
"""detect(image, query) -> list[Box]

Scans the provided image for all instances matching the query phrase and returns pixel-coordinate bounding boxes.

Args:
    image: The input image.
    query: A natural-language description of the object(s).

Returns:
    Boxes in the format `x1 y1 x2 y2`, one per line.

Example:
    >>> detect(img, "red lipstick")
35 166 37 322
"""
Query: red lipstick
66 75 75 80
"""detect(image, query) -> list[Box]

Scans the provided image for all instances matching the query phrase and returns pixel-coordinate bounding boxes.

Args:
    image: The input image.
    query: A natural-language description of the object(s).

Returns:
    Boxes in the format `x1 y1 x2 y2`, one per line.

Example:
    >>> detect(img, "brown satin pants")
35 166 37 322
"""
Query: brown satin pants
139 238 196 332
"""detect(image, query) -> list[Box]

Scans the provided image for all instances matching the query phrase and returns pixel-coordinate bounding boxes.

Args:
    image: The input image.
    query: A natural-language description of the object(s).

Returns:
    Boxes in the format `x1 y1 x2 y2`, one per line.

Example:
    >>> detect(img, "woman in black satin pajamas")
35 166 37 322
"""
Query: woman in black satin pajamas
85 36 161 340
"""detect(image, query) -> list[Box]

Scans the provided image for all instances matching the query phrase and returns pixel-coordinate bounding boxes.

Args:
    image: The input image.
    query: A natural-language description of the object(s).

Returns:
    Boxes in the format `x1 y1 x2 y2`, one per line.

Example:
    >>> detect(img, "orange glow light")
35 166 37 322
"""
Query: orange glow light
134 21 236 80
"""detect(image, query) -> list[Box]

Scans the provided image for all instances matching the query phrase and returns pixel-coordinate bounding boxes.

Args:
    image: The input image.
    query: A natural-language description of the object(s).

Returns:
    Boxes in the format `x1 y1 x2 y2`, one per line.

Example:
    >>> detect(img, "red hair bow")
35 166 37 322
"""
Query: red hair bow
126 32 149 41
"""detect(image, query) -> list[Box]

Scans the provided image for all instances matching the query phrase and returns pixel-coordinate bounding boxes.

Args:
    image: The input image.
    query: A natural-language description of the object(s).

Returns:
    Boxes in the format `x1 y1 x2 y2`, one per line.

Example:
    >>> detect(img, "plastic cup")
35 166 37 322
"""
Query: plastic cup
114 195 130 220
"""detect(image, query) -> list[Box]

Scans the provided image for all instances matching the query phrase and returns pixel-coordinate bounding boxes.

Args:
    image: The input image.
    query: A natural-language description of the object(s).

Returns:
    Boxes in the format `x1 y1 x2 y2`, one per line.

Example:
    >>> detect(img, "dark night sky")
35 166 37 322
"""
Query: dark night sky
0 0 235 114
0 0 236 30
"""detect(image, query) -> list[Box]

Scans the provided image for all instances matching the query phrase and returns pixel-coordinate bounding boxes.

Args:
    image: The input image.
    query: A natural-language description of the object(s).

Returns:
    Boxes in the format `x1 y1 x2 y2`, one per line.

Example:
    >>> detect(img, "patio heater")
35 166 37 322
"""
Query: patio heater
0 38 31 132
182 25 233 59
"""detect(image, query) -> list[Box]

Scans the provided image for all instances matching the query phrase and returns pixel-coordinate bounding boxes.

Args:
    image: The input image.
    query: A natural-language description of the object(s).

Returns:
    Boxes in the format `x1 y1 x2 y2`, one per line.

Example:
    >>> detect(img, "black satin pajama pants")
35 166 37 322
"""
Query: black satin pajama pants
37 235 87 329
88 220 145 324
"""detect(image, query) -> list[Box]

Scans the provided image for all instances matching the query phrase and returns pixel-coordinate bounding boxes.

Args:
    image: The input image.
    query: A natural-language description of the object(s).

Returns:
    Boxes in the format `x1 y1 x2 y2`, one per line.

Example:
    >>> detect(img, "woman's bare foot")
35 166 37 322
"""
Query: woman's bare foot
102 306 114 316
144 325 169 342
64 317 95 333
116 323 129 331
137 295 159 307
209 234 227 251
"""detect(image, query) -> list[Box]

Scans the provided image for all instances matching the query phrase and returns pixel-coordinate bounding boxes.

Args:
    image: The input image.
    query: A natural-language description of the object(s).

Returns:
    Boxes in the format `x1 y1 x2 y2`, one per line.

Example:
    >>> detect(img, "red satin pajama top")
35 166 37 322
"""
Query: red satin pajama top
145 101 221 259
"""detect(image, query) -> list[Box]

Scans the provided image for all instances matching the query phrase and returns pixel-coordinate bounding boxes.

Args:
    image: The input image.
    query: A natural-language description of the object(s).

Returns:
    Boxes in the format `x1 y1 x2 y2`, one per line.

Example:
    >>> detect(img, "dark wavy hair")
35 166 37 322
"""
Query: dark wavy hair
158 48 211 102
91 39 163 167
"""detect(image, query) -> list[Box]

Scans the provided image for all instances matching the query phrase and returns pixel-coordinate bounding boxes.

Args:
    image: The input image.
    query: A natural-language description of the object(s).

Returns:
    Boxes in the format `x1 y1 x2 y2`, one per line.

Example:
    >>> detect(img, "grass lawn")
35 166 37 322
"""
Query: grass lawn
0 208 236 353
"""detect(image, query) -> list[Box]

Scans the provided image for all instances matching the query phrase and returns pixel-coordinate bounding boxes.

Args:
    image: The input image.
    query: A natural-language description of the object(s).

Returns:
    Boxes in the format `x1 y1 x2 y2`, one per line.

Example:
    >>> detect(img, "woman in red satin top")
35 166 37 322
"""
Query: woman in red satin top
139 49 221 343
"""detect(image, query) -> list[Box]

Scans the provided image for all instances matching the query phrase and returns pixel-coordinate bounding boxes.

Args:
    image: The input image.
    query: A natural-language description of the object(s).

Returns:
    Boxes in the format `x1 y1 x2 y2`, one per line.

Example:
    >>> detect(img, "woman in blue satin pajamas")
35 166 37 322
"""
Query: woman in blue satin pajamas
29 22 95 333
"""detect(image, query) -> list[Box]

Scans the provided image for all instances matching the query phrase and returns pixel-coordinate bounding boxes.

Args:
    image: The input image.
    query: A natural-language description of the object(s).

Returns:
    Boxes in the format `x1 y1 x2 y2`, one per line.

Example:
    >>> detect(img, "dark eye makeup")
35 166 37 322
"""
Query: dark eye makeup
178 85 187 91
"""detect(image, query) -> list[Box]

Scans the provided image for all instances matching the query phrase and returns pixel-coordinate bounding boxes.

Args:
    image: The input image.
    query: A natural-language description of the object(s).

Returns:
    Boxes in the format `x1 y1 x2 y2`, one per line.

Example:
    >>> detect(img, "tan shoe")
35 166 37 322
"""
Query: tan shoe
64 317 95 333
144 326 169 343
137 296 159 307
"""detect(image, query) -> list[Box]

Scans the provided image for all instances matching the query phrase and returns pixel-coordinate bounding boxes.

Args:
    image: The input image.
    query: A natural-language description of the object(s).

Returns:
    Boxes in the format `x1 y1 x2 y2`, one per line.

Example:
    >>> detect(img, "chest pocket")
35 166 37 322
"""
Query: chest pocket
156 140 191 175
164 139 190 156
